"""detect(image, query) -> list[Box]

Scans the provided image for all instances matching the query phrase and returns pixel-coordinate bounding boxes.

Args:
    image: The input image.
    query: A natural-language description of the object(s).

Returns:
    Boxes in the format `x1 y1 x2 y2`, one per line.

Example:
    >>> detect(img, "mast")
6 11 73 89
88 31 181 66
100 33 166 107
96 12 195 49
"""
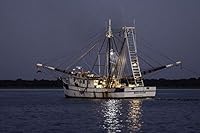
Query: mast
106 19 113 87
98 53 101 75
108 37 111 77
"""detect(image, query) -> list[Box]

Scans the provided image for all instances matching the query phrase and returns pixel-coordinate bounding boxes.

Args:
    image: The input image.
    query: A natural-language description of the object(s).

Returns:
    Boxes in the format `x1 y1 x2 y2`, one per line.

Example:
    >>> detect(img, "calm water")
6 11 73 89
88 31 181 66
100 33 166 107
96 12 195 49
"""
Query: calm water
0 89 200 133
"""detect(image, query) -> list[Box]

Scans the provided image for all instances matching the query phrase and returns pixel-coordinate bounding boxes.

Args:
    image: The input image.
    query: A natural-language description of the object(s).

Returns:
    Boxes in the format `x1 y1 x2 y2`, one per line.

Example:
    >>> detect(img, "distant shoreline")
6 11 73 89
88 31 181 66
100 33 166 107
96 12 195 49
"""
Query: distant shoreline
0 79 63 89
0 78 200 89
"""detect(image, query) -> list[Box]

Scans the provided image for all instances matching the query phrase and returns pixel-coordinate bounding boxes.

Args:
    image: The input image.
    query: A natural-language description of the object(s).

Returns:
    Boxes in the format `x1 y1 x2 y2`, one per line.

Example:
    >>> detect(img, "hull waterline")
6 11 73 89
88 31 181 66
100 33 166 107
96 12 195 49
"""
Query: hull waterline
63 84 156 99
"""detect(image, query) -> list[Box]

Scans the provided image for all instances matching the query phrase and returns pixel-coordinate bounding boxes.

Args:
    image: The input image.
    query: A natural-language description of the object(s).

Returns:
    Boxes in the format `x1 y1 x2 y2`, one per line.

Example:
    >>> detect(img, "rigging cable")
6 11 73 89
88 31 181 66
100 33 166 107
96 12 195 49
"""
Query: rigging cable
137 49 162 66
137 55 155 69
65 38 102 71
112 37 119 53
42 30 106 69
139 36 200 77
91 37 107 74
59 31 106 68
139 36 176 62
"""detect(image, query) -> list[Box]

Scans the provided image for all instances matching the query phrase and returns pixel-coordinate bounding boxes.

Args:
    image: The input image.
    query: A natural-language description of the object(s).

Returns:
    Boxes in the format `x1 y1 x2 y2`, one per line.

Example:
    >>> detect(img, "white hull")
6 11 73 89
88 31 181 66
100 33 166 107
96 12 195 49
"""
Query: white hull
63 84 156 99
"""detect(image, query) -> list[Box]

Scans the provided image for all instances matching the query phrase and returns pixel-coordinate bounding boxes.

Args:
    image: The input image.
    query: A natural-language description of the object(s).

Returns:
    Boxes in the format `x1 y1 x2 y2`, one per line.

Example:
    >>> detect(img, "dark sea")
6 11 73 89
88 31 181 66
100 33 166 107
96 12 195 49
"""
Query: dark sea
0 89 200 133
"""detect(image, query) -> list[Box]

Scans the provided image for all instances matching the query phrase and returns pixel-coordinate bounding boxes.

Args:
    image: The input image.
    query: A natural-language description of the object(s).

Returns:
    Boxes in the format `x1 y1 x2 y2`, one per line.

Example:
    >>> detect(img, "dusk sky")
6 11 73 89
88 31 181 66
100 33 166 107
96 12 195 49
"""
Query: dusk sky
0 0 200 80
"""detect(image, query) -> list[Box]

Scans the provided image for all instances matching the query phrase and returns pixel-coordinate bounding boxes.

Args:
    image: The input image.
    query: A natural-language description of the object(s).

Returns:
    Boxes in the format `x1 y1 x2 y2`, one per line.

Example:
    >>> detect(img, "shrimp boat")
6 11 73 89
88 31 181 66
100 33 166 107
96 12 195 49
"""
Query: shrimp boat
36 19 181 98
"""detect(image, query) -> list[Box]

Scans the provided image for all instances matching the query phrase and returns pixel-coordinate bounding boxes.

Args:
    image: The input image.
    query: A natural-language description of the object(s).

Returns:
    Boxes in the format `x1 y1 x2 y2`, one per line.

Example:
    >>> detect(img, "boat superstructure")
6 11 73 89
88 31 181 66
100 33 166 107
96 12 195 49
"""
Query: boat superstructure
36 19 181 98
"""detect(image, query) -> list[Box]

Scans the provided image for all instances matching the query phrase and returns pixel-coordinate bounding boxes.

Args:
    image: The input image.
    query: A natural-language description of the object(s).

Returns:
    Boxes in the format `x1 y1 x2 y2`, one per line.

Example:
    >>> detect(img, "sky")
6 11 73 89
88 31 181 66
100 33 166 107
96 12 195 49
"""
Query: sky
0 0 200 80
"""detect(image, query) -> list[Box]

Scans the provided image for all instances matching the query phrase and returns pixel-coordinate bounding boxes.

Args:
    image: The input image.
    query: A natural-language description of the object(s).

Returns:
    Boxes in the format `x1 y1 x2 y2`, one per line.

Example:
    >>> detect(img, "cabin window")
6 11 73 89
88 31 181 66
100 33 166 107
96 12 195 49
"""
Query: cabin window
83 80 85 84
115 88 124 92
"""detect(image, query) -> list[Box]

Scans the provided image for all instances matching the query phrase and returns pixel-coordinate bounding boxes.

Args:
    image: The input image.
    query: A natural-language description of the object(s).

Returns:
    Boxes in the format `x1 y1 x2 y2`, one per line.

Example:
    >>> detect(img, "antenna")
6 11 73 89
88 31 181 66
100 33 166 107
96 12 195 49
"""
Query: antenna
106 19 113 38
133 18 136 27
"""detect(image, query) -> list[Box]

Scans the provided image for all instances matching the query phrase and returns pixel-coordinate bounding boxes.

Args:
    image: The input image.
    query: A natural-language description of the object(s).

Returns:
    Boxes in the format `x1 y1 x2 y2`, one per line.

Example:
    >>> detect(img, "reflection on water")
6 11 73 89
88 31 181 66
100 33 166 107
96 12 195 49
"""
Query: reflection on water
127 99 143 132
101 99 143 133
101 100 122 133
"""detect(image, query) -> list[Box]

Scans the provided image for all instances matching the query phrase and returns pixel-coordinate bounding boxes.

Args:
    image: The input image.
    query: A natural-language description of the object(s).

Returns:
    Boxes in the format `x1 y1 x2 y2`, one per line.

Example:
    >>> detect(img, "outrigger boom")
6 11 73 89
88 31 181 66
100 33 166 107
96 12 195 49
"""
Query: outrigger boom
36 61 181 76
142 61 181 75
36 63 68 74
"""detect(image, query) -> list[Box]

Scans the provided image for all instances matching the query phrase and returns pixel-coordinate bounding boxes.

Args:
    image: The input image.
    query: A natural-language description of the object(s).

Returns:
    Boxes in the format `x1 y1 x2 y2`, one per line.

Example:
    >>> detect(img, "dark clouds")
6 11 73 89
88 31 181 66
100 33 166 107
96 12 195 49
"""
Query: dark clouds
0 0 200 79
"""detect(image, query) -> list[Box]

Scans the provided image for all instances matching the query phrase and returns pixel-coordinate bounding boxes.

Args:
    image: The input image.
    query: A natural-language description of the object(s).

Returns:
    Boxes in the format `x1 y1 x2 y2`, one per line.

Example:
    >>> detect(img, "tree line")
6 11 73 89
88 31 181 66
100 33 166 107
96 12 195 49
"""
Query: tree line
0 78 200 88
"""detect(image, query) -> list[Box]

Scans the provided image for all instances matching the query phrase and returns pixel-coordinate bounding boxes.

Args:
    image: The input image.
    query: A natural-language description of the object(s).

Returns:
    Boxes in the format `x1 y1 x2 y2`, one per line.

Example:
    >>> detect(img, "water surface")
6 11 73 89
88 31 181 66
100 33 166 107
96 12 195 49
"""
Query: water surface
0 89 200 133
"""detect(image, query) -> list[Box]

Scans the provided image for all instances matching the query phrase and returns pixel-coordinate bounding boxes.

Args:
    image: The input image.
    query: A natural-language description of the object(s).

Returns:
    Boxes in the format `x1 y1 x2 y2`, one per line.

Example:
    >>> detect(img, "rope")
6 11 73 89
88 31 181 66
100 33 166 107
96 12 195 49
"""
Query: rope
65 39 101 71
137 49 162 66
112 37 119 53
59 32 105 68
181 66 200 77
91 37 106 74
139 37 200 77
139 36 176 63
138 55 154 69
42 30 106 69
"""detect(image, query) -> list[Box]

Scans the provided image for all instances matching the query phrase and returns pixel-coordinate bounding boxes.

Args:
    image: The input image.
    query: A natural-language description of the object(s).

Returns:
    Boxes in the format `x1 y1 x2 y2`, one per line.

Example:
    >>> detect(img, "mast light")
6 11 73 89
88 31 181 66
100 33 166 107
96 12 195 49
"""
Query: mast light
106 19 113 38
